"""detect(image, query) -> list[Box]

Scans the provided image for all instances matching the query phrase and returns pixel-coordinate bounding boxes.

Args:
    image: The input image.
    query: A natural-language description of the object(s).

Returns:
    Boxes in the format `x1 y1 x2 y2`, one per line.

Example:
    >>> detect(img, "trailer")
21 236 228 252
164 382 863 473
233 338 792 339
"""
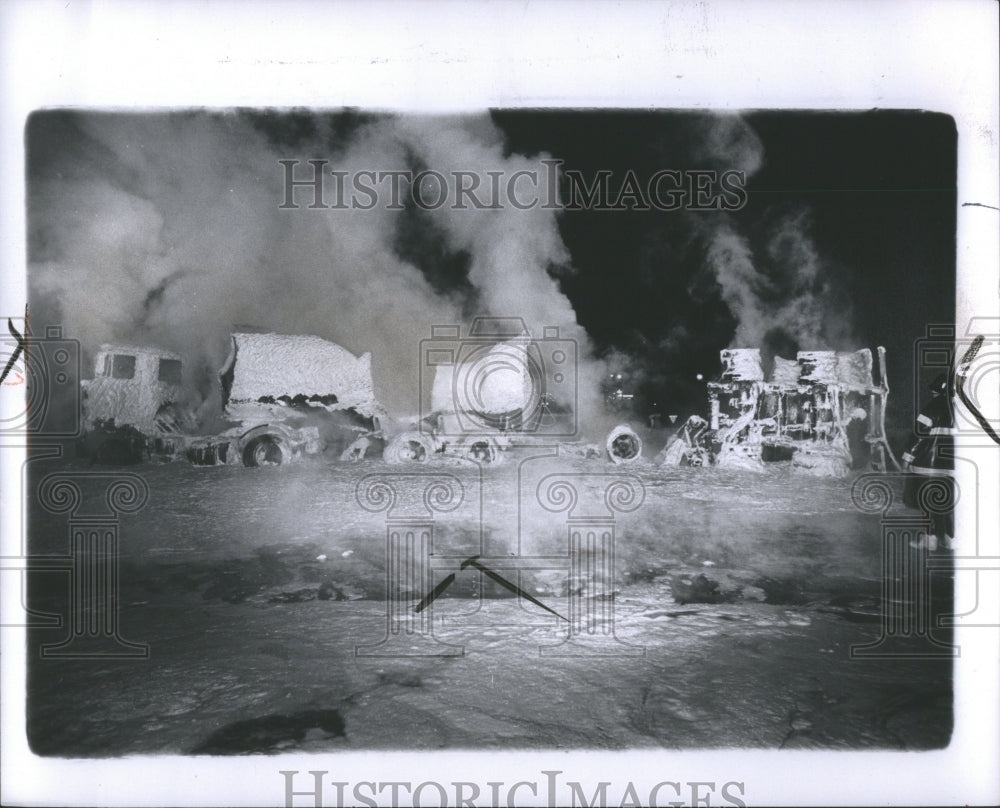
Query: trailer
382 318 644 466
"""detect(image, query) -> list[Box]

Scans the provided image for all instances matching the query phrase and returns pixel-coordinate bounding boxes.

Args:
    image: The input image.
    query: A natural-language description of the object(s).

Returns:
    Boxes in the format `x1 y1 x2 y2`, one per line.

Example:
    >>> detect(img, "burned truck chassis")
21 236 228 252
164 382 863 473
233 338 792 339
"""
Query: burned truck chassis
661 347 898 475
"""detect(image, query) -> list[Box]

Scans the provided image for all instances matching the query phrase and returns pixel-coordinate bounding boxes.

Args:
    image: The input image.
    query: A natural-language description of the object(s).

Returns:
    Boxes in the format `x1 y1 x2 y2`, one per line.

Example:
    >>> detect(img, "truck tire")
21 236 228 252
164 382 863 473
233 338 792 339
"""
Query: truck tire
242 434 285 467
465 439 504 465
384 432 433 464
606 424 643 464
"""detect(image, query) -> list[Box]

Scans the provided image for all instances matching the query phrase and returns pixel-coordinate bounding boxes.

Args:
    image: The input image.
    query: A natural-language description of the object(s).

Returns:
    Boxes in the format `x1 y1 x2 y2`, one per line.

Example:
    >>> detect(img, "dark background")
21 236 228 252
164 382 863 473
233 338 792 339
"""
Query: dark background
489 110 956 426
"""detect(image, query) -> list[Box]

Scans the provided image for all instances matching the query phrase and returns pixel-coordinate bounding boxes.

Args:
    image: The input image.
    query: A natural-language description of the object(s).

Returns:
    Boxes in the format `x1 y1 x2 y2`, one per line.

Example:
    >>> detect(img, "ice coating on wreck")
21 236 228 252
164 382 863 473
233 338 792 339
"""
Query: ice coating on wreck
82 344 186 434
219 332 382 421
663 346 893 476
429 339 537 419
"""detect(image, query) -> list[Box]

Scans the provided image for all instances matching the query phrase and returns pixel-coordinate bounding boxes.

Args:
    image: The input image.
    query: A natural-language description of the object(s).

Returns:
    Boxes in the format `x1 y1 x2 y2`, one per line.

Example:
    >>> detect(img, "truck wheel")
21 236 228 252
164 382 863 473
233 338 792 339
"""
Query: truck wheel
466 439 503 465
606 424 643 464
384 432 433 464
242 434 284 467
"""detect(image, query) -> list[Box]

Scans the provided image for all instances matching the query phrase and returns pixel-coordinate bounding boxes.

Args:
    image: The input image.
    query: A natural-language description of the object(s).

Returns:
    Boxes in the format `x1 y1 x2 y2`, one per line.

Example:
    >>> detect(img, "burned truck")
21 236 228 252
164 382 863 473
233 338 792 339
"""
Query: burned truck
382 318 567 465
80 332 385 467
79 344 193 463
381 317 644 465
188 332 386 466
660 346 896 476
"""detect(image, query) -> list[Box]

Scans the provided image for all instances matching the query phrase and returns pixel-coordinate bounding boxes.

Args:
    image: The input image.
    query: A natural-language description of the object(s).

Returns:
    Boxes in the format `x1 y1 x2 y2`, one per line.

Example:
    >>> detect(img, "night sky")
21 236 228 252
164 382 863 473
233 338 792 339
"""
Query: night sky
492 110 955 421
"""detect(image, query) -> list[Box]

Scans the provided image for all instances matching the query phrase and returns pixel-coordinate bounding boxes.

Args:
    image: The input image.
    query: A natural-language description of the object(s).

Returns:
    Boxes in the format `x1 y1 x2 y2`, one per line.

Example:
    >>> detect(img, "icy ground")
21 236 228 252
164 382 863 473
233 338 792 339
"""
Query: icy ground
24 453 953 755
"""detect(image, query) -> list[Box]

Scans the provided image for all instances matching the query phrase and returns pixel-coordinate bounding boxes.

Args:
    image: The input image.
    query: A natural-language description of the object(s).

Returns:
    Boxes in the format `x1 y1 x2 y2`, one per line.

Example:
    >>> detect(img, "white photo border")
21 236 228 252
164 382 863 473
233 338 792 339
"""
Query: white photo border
2 1 997 806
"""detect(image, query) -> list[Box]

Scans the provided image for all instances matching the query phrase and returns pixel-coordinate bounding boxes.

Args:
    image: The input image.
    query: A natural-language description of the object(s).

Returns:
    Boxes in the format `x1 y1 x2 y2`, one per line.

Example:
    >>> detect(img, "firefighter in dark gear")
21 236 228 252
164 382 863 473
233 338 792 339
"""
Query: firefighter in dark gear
902 373 955 550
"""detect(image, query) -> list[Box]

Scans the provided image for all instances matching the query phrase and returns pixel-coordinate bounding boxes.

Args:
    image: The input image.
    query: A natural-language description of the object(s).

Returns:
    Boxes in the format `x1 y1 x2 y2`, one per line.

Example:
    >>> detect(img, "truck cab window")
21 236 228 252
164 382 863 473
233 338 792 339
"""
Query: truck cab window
158 358 182 384
112 354 136 379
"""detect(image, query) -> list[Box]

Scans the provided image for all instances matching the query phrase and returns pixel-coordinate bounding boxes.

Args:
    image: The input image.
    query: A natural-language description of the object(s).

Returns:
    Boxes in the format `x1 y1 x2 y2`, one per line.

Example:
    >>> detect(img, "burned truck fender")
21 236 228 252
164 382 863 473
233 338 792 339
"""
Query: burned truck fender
186 423 318 467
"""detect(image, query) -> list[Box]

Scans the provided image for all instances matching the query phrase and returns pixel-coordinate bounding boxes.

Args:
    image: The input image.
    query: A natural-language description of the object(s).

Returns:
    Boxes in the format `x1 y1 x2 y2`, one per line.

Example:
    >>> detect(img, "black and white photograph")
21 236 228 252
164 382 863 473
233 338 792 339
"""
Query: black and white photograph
2 2 998 807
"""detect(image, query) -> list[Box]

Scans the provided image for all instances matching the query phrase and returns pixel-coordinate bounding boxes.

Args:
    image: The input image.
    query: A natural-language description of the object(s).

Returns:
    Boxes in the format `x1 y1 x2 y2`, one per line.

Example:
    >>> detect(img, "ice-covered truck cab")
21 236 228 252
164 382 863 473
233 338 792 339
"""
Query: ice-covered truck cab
79 344 191 462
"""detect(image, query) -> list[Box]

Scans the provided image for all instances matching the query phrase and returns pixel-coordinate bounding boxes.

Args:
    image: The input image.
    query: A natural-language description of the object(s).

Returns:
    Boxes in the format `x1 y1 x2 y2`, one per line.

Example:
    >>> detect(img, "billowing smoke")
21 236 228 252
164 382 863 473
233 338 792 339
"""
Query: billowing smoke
28 110 858 433
702 207 856 362
692 116 855 364
27 111 605 428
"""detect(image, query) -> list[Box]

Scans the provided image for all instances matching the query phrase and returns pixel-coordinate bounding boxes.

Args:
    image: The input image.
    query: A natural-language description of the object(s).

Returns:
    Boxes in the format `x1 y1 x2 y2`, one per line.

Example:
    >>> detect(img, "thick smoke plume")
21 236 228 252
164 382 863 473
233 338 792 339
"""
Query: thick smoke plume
28 112 604 428
703 208 855 360
694 116 855 362
29 111 857 433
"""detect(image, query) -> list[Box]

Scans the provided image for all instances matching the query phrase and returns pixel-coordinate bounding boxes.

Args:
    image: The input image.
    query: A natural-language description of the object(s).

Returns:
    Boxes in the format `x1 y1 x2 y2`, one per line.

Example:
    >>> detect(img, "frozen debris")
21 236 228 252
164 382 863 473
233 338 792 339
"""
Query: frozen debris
218 332 387 464
383 431 434 464
719 348 765 382
559 442 604 460
655 414 710 466
340 435 372 461
661 346 894 475
670 572 741 605
772 356 800 388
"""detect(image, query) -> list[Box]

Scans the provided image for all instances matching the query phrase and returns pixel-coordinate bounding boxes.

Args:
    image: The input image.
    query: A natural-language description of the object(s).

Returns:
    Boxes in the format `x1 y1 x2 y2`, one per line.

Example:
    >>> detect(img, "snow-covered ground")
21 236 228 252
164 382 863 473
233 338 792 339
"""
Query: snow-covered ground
24 451 953 755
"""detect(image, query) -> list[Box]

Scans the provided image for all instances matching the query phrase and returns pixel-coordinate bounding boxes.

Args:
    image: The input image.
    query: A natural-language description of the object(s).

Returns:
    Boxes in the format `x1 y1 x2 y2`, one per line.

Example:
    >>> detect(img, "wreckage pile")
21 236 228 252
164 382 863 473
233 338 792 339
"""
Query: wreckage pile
83 327 892 476
79 344 192 463
660 347 893 476
80 333 387 467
